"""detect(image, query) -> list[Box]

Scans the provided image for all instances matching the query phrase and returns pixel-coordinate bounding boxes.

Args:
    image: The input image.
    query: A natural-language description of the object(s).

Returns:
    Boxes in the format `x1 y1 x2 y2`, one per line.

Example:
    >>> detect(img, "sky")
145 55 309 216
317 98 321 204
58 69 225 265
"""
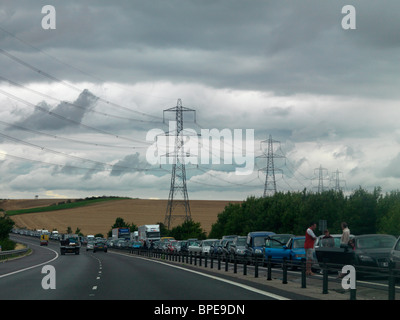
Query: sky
0 0 400 201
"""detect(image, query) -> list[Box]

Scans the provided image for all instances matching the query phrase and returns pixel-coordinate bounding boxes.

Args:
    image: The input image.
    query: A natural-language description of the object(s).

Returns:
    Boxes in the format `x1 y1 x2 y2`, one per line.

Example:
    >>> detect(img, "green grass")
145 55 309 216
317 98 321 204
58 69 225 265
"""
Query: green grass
6 196 130 216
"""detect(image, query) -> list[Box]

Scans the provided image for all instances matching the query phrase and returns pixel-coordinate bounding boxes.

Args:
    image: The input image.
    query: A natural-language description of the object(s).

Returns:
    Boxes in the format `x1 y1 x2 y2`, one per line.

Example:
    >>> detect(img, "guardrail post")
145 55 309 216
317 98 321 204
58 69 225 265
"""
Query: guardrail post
254 256 259 278
194 252 197 265
243 259 247 276
301 258 306 288
267 256 272 281
210 254 214 269
282 258 288 284
204 254 208 268
350 288 356 300
199 253 202 266
225 255 229 271
218 254 221 270
190 252 193 264
233 254 237 274
322 263 328 294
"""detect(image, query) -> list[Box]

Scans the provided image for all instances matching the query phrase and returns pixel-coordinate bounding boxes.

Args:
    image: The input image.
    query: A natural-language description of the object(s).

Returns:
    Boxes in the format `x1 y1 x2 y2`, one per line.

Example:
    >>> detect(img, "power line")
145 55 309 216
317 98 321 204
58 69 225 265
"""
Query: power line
0 87 151 145
0 48 164 121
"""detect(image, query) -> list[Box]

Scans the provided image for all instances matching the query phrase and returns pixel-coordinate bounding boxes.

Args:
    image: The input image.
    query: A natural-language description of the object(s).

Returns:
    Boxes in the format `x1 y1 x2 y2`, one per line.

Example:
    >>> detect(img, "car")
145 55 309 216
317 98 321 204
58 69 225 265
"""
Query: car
263 234 294 263
353 234 397 273
86 240 94 251
93 240 107 253
219 238 234 259
116 239 128 248
246 231 275 260
188 240 202 254
316 234 397 277
314 234 355 249
178 240 189 254
229 236 251 263
130 241 143 249
166 240 178 253
284 236 307 269
201 239 219 255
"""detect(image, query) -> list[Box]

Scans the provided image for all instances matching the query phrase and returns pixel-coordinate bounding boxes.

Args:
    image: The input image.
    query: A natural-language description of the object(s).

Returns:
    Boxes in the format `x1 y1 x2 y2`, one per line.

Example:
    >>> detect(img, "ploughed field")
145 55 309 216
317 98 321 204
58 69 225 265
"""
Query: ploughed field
4 198 240 236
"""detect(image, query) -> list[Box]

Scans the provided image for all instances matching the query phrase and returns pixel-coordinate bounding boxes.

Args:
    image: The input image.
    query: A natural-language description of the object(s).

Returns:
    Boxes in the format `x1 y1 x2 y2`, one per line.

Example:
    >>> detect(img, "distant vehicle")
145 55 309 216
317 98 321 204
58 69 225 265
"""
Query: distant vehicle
188 240 202 254
112 228 130 240
40 234 49 246
138 225 161 247
93 240 107 253
130 241 143 249
201 239 218 255
221 238 235 259
60 235 80 255
86 241 95 251
229 236 251 263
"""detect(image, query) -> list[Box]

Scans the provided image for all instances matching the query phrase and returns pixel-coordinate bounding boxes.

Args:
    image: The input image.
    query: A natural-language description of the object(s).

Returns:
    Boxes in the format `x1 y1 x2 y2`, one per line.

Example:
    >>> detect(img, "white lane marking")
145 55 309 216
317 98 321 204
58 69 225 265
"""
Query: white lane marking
110 251 290 300
0 243 59 279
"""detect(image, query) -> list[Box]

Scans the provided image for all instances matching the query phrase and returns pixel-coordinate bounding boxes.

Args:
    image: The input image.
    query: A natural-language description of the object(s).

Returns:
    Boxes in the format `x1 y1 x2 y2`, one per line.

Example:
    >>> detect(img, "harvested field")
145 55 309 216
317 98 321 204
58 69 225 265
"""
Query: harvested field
6 199 241 236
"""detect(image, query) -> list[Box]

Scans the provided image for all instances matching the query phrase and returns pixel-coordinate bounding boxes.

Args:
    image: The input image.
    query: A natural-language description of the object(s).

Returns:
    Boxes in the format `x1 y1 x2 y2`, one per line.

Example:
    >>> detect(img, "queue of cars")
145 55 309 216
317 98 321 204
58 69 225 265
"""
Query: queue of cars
11 228 400 279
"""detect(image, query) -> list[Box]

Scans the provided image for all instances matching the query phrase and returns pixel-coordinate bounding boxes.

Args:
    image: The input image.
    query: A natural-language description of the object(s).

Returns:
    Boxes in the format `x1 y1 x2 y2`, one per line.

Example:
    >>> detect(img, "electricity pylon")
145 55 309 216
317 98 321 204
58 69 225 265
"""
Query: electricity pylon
331 169 346 192
314 165 329 193
258 135 285 197
163 99 196 230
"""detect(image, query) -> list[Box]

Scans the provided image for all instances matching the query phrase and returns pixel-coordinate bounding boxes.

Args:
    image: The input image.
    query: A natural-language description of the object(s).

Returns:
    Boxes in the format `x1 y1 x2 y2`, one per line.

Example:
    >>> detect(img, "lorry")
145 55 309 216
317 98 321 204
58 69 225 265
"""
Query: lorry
40 234 49 246
112 227 131 240
60 234 81 255
138 224 161 247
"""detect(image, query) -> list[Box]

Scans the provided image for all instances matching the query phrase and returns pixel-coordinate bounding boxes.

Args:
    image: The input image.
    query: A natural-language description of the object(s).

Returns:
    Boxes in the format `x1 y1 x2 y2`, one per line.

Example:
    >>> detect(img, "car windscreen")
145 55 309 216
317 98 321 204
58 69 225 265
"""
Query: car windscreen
356 236 396 249
253 237 265 247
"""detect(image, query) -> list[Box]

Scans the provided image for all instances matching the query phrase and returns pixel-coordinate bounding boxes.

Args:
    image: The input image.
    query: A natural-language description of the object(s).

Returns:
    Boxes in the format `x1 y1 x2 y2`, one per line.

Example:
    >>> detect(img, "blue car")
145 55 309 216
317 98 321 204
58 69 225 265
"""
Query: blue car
264 235 306 269
264 234 295 263
246 231 275 260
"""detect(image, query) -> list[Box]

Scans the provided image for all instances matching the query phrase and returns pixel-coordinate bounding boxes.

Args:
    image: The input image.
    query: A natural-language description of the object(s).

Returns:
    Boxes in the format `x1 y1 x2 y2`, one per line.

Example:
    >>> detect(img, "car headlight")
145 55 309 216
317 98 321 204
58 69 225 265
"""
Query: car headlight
255 249 262 254
359 255 374 262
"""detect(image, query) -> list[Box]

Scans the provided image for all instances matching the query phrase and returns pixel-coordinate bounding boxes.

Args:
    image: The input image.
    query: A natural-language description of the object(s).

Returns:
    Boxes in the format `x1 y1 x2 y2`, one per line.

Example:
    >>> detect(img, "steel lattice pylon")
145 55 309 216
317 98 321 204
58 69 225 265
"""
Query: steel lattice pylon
163 99 196 230
258 135 285 197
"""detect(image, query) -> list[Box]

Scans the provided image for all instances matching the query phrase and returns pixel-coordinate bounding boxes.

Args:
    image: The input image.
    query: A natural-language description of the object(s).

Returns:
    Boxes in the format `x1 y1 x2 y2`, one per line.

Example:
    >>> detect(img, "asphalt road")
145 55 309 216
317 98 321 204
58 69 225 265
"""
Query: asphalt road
1 235 298 301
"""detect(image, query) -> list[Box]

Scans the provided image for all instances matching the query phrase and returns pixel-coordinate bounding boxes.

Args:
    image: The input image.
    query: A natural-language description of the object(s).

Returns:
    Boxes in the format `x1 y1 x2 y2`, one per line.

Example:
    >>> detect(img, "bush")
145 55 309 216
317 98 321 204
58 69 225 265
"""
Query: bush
0 238 16 251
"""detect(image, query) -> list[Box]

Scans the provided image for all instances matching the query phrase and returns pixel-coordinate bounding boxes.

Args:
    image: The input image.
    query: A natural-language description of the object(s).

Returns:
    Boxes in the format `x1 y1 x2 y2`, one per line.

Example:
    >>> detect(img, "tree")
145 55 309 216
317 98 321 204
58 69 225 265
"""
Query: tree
0 215 16 251
0 215 15 240
169 219 206 240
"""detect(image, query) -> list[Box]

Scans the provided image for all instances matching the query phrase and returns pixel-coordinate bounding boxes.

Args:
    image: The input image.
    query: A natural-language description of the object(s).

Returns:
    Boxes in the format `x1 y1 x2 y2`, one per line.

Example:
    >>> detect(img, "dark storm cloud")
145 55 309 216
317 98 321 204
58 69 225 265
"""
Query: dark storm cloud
13 89 98 130
0 1 399 97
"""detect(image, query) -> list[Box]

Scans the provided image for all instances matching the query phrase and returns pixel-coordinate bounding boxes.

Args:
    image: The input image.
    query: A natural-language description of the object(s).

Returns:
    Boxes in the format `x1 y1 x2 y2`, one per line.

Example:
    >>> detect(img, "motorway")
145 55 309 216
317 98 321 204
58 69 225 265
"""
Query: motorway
1 235 307 301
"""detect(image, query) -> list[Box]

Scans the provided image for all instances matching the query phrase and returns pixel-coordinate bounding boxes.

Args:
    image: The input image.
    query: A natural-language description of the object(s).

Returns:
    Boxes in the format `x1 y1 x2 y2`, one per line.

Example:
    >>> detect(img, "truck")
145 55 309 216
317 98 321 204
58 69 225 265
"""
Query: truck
112 227 131 240
138 224 160 247
60 234 81 255
40 234 49 246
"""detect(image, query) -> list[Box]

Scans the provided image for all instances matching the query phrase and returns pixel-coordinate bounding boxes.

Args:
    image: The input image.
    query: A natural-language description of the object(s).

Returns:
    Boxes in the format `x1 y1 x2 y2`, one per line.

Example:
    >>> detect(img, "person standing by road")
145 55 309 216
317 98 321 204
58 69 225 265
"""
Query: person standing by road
340 222 350 247
304 222 317 276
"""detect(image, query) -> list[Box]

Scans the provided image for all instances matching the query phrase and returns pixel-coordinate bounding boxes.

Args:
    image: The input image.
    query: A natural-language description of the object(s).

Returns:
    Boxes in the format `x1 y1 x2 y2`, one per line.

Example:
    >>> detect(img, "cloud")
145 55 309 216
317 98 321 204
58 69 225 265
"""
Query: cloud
12 89 98 130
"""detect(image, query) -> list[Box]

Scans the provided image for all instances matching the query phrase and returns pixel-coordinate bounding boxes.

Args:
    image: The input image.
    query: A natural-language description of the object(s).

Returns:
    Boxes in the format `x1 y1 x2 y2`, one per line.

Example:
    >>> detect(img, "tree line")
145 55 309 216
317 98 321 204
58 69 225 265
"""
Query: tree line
208 187 400 238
